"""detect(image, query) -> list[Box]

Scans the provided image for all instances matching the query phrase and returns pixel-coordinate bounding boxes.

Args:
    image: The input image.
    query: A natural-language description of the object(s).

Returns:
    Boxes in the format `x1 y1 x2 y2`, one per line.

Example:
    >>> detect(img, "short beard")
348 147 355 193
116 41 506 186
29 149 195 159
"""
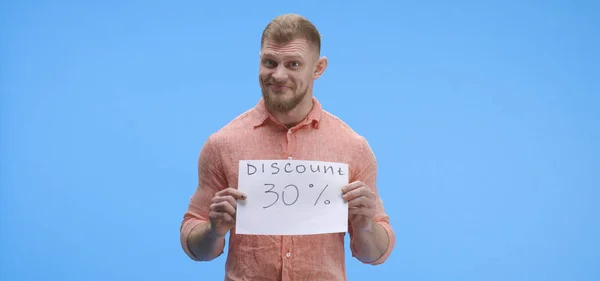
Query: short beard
262 87 307 113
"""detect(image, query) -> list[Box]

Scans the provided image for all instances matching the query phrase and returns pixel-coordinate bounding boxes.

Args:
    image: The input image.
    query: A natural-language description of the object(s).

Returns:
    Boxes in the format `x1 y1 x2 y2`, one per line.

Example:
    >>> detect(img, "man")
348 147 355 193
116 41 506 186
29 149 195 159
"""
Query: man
180 13 395 281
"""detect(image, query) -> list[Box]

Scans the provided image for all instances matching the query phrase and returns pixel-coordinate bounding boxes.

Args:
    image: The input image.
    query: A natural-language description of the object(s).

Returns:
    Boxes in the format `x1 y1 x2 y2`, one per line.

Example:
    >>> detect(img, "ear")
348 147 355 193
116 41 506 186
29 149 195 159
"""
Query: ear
312 56 328 79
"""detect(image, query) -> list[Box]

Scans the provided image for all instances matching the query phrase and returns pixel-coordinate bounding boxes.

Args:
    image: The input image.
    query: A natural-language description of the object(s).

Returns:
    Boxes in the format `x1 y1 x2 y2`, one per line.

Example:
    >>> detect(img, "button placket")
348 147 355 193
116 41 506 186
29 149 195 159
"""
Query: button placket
281 236 292 280
286 128 294 159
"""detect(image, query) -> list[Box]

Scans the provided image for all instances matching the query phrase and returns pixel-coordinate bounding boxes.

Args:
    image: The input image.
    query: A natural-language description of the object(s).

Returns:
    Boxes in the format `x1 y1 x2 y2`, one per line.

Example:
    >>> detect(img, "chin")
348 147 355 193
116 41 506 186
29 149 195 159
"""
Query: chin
268 88 293 98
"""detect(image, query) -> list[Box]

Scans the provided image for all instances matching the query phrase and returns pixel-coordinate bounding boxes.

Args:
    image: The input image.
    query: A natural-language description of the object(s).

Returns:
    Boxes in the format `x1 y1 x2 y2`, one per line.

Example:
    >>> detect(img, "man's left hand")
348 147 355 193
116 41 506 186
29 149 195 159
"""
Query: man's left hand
342 181 377 232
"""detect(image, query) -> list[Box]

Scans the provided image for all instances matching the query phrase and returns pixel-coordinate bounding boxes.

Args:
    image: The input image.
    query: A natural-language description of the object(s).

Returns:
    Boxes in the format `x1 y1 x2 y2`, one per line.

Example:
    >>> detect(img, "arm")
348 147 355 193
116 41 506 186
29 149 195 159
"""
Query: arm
180 135 229 261
185 221 226 261
348 138 396 265
350 217 392 264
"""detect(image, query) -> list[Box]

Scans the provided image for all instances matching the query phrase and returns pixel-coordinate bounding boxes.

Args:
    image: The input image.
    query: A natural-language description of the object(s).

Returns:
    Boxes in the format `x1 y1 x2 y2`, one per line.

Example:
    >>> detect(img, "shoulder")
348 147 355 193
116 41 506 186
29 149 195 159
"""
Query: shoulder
204 107 259 145
320 109 377 181
211 108 258 137
320 109 374 157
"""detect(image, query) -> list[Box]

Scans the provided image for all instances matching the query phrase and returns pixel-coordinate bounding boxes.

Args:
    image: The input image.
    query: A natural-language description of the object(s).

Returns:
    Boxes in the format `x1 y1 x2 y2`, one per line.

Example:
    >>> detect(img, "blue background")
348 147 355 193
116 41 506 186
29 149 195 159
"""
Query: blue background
1 1 599 280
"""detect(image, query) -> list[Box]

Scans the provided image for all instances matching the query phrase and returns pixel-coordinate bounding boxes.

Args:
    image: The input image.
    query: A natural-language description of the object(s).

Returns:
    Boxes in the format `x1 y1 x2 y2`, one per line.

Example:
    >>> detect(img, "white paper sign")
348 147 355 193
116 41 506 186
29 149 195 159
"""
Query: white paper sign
235 159 349 235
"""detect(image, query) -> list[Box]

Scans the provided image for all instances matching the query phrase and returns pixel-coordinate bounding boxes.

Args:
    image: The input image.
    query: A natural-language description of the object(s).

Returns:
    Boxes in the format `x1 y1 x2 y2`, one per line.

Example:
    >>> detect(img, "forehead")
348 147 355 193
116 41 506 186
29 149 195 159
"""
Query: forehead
261 38 315 59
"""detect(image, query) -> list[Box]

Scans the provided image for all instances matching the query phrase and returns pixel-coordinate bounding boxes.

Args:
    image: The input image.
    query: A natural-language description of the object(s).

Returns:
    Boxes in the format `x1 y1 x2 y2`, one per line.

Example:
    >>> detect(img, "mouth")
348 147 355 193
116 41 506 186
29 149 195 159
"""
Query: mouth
268 84 289 91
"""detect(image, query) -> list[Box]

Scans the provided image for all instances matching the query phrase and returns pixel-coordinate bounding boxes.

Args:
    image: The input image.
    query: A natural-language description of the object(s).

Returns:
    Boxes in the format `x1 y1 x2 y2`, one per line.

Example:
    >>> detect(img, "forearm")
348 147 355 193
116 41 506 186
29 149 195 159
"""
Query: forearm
351 222 389 264
187 221 226 261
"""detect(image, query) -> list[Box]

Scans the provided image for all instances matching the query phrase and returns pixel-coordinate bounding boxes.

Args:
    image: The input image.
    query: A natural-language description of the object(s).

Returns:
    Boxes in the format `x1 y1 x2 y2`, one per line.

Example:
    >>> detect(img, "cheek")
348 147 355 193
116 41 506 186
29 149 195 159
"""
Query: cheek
258 67 270 77
292 74 311 89
258 72 269 83
291 73 308 85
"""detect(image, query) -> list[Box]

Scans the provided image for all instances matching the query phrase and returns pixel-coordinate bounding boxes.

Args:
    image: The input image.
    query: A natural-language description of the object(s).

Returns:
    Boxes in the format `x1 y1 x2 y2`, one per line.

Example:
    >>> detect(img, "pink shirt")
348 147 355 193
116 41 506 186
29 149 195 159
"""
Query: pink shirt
180 97 395 281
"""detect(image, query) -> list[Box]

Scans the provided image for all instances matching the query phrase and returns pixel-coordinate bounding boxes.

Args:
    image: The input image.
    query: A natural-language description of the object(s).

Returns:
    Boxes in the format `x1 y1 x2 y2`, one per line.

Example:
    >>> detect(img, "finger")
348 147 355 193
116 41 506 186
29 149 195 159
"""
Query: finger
341 181 365 194
342 189 361 201
209 211 235 223
347 196 373 208
342 187 371 202
215 187 247 200
210 201 236 216
349 206 375 216
211 201 236 217
211 195 238 209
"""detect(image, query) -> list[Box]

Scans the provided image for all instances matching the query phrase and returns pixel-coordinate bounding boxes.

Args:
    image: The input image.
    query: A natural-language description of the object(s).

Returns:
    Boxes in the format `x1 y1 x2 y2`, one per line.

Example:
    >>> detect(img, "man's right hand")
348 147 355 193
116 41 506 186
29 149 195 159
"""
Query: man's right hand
208 187 247 237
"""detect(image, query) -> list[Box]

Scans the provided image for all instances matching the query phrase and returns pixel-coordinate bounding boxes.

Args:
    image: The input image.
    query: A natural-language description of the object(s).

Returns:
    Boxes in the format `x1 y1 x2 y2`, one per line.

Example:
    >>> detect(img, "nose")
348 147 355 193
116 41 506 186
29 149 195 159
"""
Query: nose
271 65 288 82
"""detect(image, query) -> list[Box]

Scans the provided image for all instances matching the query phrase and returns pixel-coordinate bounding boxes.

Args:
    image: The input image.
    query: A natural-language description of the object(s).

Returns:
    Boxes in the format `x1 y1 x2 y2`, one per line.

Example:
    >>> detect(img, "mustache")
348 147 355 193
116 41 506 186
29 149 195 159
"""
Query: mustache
265 81 291 87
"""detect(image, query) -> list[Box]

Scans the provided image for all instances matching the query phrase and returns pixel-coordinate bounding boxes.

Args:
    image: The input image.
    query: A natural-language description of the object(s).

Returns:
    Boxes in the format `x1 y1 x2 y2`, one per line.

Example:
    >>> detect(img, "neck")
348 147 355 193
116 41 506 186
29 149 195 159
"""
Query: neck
270 96 314 128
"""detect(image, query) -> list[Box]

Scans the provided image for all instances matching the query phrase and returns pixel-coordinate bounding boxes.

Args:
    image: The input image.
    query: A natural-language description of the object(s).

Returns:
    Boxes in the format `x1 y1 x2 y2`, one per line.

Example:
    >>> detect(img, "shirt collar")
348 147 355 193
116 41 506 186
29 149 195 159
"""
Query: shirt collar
252 97 322 129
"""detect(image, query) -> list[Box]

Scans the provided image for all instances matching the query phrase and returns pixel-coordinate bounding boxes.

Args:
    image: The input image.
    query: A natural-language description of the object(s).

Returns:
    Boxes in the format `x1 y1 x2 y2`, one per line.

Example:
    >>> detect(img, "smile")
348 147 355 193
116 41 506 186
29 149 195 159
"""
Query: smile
269 84 289 90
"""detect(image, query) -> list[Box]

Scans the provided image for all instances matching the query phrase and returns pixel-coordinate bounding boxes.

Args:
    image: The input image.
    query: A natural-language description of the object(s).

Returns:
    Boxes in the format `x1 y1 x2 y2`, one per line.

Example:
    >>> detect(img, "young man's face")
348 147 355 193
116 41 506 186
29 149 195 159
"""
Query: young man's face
259 38 325 113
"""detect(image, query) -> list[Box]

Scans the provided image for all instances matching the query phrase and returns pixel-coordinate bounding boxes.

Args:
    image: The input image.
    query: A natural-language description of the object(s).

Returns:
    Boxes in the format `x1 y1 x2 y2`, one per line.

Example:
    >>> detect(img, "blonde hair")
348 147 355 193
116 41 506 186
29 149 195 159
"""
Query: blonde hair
261 14 321 53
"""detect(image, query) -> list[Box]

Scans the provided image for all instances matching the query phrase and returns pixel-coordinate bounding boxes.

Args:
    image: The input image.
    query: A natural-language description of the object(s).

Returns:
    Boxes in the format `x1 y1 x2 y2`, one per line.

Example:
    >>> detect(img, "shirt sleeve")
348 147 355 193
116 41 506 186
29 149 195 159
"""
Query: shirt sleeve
348 137 396 265
180 134 229 260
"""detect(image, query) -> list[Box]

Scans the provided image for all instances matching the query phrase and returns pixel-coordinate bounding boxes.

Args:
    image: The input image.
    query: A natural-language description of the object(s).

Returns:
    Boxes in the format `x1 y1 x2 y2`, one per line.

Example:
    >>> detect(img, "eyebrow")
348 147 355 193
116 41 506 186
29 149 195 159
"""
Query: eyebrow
261 52 305 61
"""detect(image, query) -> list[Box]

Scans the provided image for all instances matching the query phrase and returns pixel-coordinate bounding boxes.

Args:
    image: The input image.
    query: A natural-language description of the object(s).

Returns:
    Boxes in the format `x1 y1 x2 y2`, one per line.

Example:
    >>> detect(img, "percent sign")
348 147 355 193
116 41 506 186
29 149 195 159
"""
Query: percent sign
310 184 331 205
262 183 330 209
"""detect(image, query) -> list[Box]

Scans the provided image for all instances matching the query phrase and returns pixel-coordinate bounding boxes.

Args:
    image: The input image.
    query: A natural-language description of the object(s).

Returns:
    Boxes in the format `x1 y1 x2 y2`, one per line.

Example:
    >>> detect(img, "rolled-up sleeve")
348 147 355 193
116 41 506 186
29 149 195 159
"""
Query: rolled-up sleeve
180 135 228 260
349 137 396 265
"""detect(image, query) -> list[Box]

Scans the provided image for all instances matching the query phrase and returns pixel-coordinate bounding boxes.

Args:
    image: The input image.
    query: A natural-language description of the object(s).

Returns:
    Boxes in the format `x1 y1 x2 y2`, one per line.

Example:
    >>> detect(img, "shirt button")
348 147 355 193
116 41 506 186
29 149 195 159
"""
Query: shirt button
286 252 291 258
287 129 292 134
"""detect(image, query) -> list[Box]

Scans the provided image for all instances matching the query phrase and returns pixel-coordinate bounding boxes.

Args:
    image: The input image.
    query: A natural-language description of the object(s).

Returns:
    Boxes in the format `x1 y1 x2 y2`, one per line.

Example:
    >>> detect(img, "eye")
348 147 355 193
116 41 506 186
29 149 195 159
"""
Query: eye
263 59 277 67
289 61 300 68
